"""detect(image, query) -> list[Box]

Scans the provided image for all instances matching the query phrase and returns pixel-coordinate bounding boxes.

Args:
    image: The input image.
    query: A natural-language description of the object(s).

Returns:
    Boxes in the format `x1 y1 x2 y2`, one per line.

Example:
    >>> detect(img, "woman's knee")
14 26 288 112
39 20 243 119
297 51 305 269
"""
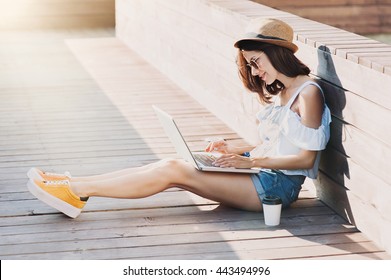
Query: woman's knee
157 158 184 168
155 158 194 182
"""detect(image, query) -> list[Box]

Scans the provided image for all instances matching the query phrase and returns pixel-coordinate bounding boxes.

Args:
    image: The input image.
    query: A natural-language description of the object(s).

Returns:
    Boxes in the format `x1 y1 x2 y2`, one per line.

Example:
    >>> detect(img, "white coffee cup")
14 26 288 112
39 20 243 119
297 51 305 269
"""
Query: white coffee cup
262 195 282 226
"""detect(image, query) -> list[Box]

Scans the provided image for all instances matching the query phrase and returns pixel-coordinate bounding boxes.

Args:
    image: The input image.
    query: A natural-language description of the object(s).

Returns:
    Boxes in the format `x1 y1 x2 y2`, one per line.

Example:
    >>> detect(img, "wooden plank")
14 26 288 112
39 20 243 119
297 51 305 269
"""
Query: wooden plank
298 33 365 46
5 232 378 260
327 118 391 185
145 241 383 260
1 212 350 256
336 47 391 62
0 0 115 29
252 0 381 7
296 41 391 108
282 5 390 18
1 230 365 259
0 200 326 234
316 43 389 56
314 39 377 45
349 52 391 66
371 58 391 72
319 147 391 219
316 78 391 146
314 171 391 253
302 252 391 260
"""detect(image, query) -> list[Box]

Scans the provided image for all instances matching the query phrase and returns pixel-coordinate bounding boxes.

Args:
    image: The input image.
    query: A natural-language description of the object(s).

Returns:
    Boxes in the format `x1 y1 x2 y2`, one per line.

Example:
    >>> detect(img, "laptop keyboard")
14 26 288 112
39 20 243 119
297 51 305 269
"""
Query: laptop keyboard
193 154 217 167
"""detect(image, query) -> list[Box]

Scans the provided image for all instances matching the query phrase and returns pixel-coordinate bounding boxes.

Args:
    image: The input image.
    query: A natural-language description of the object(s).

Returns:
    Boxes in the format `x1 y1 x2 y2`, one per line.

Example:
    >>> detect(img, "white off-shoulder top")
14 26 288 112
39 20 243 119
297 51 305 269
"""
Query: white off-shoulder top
250 81 332 179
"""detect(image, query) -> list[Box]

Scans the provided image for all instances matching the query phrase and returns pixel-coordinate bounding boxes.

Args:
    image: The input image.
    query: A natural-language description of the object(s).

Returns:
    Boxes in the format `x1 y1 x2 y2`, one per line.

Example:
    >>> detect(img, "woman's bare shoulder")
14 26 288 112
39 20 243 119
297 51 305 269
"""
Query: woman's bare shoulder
298 79 324 128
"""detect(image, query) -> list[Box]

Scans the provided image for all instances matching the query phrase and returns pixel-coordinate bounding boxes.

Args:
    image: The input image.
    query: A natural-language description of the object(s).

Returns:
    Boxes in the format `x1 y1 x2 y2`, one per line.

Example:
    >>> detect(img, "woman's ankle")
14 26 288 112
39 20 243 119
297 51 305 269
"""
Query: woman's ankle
69 181 90 199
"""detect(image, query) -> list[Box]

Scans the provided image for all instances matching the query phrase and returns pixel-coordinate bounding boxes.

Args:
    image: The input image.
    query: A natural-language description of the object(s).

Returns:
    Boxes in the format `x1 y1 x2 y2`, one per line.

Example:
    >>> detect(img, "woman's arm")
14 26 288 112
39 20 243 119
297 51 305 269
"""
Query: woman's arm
213 149 317 170
251 149 317 170
233 145 256 155
205 139 255 155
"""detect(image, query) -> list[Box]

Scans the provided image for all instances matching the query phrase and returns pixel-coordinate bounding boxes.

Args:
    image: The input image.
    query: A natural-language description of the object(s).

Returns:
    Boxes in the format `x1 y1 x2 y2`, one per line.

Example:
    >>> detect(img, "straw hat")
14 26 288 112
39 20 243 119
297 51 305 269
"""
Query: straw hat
234 18 298 53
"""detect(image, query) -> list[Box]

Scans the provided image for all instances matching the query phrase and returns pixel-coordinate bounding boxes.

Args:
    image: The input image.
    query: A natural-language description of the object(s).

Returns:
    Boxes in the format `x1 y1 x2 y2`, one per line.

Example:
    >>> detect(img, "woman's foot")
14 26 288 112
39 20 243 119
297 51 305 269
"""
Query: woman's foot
27 179 88 218
27 167 71 181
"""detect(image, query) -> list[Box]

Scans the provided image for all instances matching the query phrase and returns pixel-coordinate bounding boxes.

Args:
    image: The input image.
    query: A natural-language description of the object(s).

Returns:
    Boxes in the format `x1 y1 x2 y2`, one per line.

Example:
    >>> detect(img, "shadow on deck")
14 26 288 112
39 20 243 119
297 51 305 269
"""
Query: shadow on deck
0 29 389 260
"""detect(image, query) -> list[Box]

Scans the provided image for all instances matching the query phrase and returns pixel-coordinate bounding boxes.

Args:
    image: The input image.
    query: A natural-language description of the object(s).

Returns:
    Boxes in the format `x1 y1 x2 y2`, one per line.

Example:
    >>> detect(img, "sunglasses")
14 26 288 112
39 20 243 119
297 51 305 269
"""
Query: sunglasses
246 52 264 70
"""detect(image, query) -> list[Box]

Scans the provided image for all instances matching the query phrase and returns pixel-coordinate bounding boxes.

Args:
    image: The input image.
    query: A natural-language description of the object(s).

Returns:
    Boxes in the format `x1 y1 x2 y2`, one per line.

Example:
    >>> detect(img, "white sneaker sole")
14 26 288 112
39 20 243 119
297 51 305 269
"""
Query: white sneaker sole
27 180 82 218
27 167 43 181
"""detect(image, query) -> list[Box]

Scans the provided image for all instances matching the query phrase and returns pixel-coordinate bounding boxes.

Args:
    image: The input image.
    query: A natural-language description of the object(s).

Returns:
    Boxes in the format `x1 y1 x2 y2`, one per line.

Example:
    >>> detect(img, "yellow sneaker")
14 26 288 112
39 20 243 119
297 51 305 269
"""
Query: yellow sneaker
27 167 71 181
27 179 88 218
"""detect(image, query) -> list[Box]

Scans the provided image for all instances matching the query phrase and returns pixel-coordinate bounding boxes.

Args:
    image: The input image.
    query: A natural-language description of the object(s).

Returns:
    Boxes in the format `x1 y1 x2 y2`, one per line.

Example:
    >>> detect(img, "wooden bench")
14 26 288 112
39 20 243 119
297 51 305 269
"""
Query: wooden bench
116 0 391 254
0 0 115 29
251 0 391 34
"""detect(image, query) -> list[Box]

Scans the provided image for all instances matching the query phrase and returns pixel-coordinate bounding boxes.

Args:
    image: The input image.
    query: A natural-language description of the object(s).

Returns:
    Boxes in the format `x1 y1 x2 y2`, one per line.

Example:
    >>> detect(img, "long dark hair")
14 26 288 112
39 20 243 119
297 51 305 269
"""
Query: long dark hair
237 42 310 104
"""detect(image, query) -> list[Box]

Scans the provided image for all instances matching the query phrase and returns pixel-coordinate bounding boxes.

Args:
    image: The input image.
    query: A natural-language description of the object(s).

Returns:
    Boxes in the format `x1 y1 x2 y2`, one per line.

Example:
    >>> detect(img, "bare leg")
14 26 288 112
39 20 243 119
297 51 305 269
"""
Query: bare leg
70 158 262 212
71 162 158 182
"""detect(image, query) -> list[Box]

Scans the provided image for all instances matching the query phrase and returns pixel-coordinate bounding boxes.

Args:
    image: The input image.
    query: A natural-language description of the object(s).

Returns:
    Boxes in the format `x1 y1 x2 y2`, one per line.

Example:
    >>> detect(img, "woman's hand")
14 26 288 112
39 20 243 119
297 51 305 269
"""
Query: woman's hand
213 154 255 169
205 139 236 154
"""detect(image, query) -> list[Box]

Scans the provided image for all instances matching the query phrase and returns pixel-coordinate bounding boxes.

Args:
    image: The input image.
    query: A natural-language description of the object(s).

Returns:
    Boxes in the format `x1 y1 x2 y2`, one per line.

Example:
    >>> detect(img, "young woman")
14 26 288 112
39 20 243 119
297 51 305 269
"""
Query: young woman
27 18 331 218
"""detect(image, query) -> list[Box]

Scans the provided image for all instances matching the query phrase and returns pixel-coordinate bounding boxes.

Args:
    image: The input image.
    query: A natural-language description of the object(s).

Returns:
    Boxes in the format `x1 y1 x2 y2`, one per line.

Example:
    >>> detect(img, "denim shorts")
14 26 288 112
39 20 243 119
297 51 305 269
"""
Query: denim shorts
250 169 305 208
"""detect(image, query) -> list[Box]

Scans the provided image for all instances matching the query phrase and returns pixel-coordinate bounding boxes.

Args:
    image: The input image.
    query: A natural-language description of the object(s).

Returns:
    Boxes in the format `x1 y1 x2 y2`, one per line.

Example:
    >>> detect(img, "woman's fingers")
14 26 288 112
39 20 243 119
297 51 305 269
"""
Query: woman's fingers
214 154 237 167
213 154 252 168
205 140 226 152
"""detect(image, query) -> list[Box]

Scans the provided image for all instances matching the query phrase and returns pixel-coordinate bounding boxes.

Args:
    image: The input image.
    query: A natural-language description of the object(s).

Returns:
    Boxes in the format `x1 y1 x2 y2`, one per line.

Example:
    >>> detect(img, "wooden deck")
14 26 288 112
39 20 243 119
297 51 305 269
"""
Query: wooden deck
0 29 390 260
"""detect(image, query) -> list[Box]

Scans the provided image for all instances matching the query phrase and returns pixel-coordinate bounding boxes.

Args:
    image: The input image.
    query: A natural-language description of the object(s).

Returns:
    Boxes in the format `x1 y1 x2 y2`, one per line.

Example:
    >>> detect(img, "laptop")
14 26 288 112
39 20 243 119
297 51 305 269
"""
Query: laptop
153 105 260 174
